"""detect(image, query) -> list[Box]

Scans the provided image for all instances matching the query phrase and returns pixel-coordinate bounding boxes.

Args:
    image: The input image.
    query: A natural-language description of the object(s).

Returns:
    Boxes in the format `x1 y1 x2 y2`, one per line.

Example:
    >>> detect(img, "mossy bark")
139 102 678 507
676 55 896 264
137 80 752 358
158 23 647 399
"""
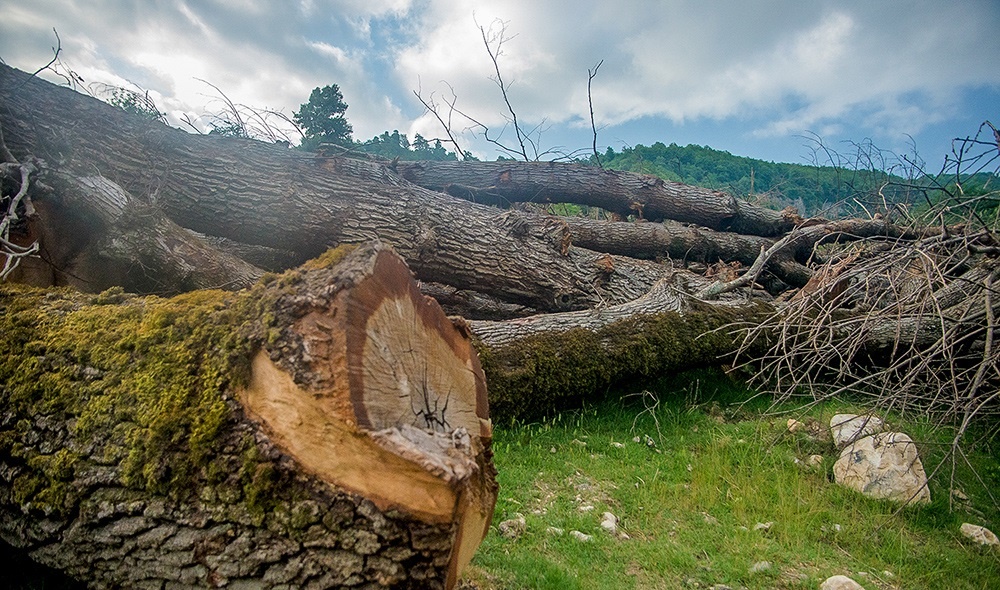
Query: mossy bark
474 295 770 422
0 242 496 589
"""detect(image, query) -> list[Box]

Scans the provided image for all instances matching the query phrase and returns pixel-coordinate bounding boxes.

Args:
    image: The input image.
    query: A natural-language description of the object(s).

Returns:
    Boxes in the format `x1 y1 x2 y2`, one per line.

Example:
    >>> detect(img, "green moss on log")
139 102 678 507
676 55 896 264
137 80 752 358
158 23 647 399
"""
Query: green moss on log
477 303 761 422
0 283 259 513
0 244 382 518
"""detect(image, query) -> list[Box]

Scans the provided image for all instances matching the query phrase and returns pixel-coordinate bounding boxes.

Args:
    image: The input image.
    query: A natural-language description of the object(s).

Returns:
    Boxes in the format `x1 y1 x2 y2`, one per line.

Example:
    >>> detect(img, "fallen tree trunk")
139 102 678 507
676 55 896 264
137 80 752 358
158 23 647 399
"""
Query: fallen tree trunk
394 160 801 236
0 242 496 590
0 64 663 313
10 169 265 293
469 276 771 419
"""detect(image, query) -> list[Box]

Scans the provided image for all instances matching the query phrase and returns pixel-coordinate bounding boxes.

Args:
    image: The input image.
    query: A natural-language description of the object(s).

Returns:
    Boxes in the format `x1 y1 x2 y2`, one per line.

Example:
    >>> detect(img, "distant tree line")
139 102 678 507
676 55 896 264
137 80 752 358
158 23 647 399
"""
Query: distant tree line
596 142 903 217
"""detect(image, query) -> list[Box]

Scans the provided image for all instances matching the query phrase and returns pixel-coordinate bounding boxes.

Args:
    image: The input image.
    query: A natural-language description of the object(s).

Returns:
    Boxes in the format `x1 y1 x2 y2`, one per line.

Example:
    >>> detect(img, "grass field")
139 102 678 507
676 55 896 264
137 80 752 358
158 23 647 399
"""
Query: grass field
463 370 1000 590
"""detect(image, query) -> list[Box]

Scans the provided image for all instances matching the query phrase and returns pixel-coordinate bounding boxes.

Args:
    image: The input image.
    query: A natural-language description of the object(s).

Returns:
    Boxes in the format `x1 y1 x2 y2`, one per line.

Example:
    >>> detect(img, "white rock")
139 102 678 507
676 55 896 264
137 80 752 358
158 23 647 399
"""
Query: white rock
807 454 824 468
820 574 866 589
960 523 1000 546
570 530 592 542
578 504 595 512
611 441 626 448
600 512 618 534
833 432 930 505
753 521 773 531
830 414 884 448
787 418 806 433
498 514 526 539
748 560 771 574
545 526 564 536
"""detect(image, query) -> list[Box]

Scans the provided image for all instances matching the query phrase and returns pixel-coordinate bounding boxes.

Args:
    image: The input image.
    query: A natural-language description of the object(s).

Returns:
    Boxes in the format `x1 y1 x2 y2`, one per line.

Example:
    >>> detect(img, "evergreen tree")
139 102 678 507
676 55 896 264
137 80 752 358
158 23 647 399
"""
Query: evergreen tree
294 85 353 151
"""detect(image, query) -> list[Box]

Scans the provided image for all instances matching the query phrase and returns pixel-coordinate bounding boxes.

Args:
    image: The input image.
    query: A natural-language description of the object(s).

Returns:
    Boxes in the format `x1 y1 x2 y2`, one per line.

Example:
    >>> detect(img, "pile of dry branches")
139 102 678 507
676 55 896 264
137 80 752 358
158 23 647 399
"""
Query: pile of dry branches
733 123 1000 492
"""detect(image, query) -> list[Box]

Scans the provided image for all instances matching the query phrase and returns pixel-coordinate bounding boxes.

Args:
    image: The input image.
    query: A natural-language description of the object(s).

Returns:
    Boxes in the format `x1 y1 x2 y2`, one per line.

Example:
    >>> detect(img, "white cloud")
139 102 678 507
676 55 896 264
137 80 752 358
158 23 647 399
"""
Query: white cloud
1 1 996 159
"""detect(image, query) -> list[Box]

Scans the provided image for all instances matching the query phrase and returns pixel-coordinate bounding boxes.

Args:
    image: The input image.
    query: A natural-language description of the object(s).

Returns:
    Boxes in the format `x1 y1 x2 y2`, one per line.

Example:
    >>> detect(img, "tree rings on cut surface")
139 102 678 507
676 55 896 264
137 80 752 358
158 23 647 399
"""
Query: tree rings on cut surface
240 241 495 587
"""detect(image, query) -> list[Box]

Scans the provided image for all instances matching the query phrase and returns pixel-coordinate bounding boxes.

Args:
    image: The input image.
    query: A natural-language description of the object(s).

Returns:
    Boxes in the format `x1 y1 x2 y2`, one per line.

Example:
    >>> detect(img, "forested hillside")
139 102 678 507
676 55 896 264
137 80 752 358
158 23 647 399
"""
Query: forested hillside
599 142 906 217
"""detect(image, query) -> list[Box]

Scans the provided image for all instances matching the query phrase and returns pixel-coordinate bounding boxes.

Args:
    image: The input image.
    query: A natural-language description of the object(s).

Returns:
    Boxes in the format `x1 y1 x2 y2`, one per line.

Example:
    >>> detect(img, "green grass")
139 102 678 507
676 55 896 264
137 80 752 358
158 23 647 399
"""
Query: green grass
464 369 1000 589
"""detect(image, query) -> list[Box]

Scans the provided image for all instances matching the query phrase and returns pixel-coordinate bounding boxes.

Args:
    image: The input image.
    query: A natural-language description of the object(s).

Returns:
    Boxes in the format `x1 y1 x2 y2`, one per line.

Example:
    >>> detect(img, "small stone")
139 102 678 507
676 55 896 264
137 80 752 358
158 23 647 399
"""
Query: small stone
571 439 587 446
686 464 693 472
807 454 824 468
633 436 642 443
701 512 719 525
570 530 592 542
578 504 595 512
611 442 626 448
600 512 618 534
820 574 866 590
830 414 884 448
550 447 557 454
960 523 1000 546
748 560 771 574
618 531 631 540
498 514 526 539
952 489 969 501
753 521 773 531
545 527 564 536
787 418 806 433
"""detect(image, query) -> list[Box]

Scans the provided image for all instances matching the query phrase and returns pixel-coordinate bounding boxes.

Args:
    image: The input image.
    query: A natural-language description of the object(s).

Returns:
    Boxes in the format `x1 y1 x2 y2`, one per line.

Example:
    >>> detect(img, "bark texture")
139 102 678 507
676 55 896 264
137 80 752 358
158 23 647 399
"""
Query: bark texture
0 242 496 589
394 160 801 236
0 65 649 313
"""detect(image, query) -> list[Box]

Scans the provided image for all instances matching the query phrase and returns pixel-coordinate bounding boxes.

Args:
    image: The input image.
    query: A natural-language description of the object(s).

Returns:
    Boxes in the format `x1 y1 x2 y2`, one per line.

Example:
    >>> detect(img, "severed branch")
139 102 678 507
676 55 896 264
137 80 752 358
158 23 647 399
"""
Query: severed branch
695 228 801 299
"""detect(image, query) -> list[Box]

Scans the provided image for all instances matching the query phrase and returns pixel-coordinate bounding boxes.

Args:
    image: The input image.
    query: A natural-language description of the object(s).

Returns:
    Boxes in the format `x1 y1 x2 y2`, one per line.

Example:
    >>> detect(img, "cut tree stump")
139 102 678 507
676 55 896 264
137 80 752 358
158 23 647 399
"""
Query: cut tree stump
0 241 496 589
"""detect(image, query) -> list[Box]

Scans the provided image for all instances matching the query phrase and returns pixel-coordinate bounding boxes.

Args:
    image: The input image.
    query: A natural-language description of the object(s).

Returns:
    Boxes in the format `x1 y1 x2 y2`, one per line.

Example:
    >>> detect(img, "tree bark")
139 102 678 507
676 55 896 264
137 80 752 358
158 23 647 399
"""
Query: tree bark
394 160 801 236
473 283 769 420
1 64 662 313
0 242 496 590
11 170 265 293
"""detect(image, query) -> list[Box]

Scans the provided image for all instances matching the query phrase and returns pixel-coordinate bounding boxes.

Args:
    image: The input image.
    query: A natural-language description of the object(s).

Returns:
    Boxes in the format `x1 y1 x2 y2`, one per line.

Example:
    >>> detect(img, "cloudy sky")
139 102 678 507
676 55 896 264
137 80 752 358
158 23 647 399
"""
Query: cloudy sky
2 1 998 165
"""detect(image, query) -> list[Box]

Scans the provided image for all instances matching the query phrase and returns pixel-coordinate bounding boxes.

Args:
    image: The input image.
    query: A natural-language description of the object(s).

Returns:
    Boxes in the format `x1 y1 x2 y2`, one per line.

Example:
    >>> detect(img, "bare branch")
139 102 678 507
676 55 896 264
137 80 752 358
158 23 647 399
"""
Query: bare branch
478 19 529 161
695 227 802 299
588 59 604 168
413 82 469 161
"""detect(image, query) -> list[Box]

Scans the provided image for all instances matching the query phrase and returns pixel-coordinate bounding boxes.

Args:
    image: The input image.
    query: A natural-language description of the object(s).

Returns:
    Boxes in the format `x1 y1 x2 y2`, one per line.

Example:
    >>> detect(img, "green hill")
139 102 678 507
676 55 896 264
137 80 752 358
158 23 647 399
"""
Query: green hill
599 142 903 217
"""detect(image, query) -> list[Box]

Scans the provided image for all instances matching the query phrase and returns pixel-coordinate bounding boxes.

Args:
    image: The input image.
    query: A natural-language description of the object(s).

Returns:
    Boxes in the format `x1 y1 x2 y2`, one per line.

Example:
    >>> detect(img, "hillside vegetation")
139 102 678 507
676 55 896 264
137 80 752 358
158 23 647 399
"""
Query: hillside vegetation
599 142 906 217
